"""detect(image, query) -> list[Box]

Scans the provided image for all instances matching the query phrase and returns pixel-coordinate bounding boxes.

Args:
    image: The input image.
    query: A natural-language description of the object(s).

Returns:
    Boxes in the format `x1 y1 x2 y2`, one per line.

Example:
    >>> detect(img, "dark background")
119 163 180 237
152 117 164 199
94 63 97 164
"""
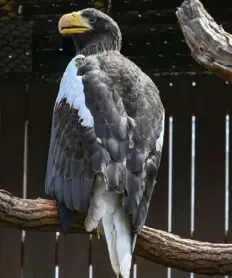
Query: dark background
1 0 232 277
1 0 232 80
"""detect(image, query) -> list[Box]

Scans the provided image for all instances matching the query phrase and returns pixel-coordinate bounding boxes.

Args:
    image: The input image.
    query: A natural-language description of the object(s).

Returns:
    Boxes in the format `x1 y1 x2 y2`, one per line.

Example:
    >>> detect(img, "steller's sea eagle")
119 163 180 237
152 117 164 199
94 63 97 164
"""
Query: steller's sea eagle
45 8 165 278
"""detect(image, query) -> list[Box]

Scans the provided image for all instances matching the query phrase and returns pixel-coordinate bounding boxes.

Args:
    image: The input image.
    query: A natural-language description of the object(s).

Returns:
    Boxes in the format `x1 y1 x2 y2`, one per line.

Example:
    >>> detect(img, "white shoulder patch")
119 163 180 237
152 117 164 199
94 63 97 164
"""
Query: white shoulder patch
56 55 94 128
156 111 165 152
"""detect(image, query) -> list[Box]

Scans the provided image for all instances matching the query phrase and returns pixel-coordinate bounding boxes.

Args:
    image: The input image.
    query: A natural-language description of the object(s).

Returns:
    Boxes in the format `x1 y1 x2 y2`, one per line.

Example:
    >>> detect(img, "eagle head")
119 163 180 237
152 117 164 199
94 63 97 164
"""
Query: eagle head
58 8 122 55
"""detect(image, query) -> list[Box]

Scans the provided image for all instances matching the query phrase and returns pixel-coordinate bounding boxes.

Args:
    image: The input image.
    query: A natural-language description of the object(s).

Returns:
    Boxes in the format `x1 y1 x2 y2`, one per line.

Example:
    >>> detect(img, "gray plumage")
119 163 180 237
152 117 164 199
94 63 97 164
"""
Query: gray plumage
45 8 165 278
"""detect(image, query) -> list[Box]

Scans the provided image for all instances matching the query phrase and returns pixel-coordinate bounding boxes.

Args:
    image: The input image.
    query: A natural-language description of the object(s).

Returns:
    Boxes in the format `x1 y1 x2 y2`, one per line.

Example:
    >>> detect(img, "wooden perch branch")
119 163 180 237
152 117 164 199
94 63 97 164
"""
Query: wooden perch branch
1 189 232 275
176 0 232 82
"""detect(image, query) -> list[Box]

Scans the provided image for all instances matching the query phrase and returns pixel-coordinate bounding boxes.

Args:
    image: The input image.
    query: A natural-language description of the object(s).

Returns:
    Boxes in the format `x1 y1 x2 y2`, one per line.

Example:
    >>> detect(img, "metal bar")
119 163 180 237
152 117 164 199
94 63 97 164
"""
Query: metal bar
225 114 230 278
225 114 230 236
21 119 29 278
55 232 60 278
55 266 59 278
133 263 137 278
190 115 196 278
22 120 29 200
190 115 196 236
167 116 173 278
89 234 93 278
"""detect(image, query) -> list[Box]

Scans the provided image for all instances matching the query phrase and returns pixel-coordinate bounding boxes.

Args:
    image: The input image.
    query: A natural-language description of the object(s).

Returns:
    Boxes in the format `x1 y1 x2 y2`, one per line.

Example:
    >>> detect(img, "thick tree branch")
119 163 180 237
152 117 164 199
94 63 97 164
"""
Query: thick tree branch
1 189 232 275
176 0 232 82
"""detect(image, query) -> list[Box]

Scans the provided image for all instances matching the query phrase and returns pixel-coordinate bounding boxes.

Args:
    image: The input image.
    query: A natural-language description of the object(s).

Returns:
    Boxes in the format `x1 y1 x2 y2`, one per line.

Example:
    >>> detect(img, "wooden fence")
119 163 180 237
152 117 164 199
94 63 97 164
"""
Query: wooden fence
0 75 232 278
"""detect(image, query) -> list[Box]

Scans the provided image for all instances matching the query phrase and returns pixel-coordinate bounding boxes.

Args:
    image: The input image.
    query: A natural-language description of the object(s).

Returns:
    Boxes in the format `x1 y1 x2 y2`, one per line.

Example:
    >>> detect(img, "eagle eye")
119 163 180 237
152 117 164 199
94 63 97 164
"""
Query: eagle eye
89 17 97 24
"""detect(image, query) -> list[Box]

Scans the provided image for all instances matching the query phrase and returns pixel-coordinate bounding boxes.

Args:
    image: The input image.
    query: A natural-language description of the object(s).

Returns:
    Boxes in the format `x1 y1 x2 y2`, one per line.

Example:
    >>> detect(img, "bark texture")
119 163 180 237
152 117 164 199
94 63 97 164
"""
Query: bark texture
176 0 232 83
1 189 232 275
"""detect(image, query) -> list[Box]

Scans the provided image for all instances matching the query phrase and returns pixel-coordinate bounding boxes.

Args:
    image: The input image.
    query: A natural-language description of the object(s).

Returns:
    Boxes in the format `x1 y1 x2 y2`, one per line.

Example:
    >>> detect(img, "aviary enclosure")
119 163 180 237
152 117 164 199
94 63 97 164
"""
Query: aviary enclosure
1 0 232 277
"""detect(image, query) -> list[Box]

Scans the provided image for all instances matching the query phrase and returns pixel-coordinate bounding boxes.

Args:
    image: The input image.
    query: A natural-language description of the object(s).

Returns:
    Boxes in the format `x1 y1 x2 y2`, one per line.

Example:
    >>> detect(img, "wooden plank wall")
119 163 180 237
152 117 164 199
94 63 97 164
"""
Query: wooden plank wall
165 78 194 278
0 76 231 278
23 82 57 278
0 80 26 278
194 77 230 278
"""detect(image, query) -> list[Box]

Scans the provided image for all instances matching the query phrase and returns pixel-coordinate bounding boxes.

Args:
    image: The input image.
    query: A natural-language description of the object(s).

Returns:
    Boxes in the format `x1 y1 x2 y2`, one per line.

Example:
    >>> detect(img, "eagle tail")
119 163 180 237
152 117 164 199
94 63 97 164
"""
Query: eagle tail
101 214 120 276
85 176 106 232
85 181 133 278
104 203 132 278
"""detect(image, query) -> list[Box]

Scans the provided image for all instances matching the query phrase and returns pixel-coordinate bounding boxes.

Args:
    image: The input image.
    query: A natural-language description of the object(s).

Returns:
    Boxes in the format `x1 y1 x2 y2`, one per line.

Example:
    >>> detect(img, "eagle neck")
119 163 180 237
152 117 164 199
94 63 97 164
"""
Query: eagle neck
74 34 121 56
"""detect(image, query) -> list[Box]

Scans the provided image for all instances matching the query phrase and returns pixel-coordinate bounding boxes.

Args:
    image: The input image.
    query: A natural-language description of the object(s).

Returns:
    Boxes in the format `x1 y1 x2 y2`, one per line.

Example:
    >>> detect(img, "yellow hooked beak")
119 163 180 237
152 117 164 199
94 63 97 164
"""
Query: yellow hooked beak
58 12 91 35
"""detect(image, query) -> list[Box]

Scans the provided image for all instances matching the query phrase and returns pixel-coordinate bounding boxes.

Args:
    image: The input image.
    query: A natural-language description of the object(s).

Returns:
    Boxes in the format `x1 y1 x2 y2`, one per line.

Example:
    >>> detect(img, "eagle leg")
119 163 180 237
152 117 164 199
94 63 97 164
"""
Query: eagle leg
56 202 74 234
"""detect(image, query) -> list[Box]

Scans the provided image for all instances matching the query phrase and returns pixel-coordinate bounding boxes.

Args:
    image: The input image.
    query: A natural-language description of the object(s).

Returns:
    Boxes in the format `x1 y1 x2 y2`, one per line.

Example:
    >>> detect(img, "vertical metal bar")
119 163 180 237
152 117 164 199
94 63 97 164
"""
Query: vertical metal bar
22 121 29 200
22 120 29 241
191 115 196 237
225 114 230 278
89 234 93 278
21 119 29 278
225 114 230 236
132 256 137 278
21 82 29 278
89 264 93 278
55 232 60 278
133 262 137 278
55 266 59 278
190 115 196 278
167 116 173 278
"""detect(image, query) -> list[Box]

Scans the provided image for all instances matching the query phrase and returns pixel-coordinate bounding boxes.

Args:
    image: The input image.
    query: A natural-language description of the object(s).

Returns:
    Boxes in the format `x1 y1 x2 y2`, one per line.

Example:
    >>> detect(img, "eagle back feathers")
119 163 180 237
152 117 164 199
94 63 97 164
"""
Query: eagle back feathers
45 51 164 234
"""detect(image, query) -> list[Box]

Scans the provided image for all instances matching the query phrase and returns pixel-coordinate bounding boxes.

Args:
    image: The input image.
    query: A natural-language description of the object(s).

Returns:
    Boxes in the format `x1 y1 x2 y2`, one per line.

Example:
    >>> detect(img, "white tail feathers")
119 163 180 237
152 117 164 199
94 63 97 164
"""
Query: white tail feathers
101 213 120 276
109 202 132 278
85 177 106 231
85 178 133 278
